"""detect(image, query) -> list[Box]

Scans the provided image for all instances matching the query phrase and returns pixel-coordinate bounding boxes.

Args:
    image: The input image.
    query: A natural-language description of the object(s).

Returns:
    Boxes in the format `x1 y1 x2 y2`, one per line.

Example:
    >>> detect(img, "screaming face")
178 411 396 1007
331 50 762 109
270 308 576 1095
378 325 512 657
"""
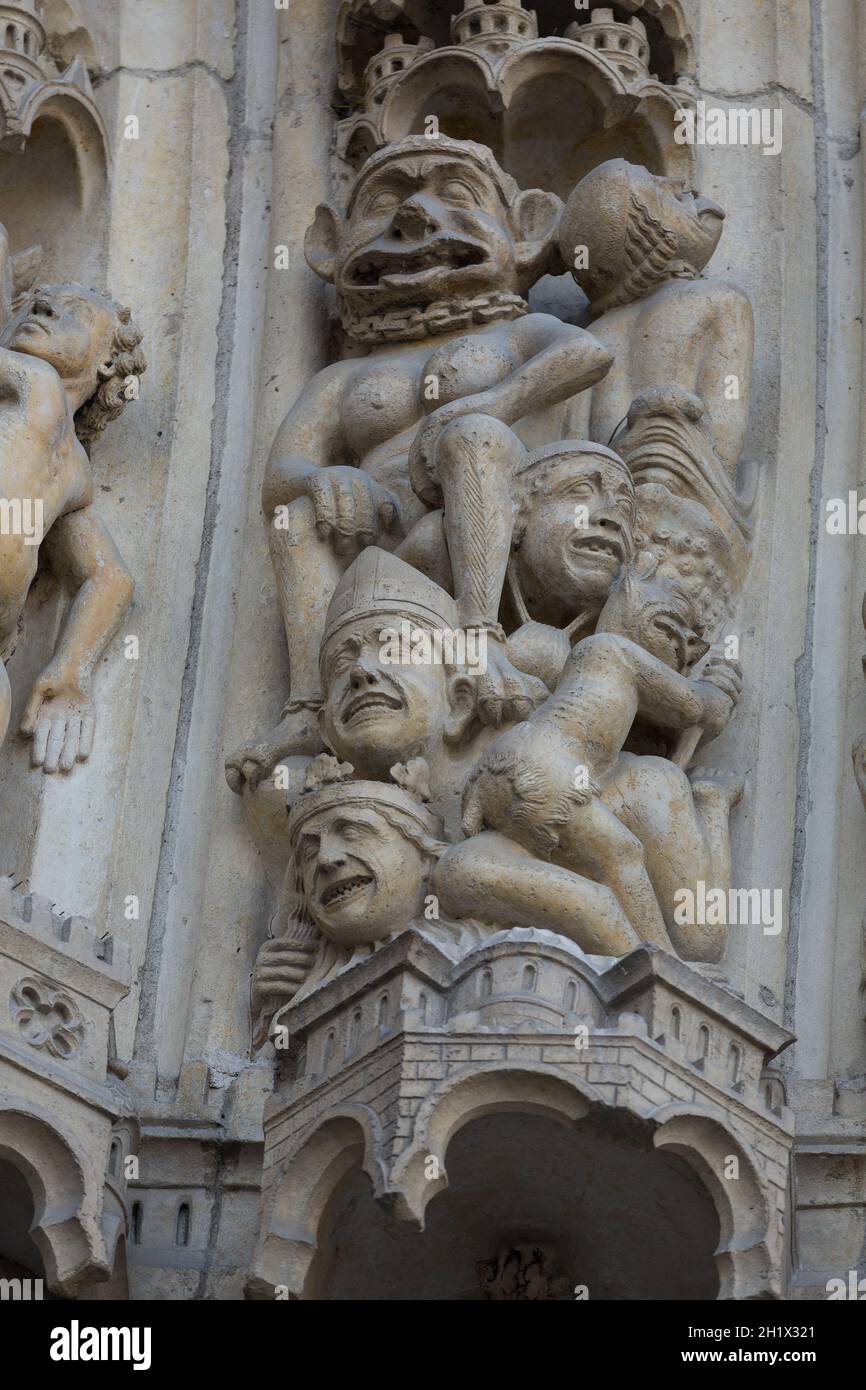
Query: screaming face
296 804 429 945
320 615 451 777
305 136 562 325
515 454 636 623
339 152 515 313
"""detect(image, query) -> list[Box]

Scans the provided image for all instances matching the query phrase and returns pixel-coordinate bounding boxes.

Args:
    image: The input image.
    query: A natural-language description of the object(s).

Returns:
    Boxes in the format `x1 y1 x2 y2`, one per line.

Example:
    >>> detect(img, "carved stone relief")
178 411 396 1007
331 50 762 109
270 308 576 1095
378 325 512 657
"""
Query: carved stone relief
0 236 145 769
10 973 83 1056
231 21 756 1046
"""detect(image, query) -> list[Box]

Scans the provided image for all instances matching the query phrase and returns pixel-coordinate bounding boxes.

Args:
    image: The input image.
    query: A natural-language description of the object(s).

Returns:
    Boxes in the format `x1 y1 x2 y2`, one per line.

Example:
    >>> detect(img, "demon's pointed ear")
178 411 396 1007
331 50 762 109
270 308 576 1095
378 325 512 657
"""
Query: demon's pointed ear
304 204 343 284
511 188 564 280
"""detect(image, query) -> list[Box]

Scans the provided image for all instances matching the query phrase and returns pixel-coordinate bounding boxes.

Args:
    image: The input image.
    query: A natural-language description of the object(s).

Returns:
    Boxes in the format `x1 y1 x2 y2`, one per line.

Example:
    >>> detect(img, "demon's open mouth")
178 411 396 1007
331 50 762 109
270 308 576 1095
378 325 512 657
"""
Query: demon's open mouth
320 874 374 908
349 239 486 286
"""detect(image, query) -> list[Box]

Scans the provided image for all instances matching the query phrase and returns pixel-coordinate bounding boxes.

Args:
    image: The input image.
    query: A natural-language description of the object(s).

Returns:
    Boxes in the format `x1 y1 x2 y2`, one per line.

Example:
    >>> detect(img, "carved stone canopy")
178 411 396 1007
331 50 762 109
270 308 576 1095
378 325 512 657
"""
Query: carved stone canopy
0 0 107 160
336 0 697 194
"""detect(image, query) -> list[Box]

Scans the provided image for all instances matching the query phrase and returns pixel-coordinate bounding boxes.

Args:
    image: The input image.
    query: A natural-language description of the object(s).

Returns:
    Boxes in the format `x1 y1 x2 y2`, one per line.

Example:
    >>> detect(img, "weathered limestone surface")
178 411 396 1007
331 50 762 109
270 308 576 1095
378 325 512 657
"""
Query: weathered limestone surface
0 0 864 1303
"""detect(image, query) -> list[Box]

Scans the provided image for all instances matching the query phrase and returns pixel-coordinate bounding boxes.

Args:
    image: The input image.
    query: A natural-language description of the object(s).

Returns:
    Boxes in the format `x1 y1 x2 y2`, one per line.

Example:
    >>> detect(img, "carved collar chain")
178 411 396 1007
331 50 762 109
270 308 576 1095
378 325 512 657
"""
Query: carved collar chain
341 290 528 344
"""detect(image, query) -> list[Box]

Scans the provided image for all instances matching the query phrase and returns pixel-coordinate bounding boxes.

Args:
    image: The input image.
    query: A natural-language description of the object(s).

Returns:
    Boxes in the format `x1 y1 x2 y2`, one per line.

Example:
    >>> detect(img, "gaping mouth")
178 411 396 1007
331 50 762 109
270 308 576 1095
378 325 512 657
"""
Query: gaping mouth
570 532 625 563
320 874 374 908
342 691 403 723
349 239 486 287
695 198 725 224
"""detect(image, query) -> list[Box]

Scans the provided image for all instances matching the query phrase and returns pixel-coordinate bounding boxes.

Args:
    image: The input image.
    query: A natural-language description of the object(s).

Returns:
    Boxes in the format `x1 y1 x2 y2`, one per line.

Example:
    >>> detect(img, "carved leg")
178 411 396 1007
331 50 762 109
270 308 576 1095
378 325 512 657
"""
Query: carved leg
436 830 640 957
601 753 742 961
226 497 346 792
687 767 744 891
433 414 547 724
555 794 674 951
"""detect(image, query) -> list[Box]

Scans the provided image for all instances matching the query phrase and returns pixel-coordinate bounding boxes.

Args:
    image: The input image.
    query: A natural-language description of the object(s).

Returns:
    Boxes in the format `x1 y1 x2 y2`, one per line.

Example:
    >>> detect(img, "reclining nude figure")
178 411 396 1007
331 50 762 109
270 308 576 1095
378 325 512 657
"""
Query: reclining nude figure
226 135 612 793
449 561 743 960
0 281 145 768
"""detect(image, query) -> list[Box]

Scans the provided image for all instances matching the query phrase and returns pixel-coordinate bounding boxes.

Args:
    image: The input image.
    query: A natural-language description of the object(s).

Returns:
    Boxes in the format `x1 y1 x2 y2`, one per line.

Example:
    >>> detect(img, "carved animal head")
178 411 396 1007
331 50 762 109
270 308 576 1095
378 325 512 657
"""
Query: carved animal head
558 158 725 316
596 554 709 673
305 135 562 336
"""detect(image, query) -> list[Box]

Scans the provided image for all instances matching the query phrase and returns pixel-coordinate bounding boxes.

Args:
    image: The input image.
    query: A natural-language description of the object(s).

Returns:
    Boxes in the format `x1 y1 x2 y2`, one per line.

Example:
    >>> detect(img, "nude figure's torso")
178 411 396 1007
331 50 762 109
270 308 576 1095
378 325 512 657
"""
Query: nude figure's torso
563 279 753 473
0 347 91 645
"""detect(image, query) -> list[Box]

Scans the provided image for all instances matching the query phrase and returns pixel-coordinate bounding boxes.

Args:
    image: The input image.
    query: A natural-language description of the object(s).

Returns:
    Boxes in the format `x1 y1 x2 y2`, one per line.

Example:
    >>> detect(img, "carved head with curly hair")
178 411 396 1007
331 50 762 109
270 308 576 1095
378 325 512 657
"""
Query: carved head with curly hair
4 282 145 447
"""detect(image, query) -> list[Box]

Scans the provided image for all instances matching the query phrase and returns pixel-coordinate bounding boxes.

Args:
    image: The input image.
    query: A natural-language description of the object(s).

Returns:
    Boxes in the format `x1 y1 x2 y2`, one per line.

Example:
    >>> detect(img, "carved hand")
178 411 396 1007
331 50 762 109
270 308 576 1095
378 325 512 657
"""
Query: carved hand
301 465 399 555
692 654 743 739
21 668 96 774
251 938 318 1012
475 639 549 727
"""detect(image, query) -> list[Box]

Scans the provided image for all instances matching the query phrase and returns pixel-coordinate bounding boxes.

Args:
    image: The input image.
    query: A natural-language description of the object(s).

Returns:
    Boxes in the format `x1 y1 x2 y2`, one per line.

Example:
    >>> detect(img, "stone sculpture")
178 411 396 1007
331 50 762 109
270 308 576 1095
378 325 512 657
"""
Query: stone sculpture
240 117 757 1047
0 277 145 768
559 158 754 651
226 133 612 793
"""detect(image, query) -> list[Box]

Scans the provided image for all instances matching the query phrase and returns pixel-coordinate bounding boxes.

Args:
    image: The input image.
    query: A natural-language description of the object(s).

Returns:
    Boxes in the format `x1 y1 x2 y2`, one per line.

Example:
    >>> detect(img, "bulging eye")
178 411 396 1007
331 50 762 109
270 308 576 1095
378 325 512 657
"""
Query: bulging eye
441 179 479 206
366 190 400 215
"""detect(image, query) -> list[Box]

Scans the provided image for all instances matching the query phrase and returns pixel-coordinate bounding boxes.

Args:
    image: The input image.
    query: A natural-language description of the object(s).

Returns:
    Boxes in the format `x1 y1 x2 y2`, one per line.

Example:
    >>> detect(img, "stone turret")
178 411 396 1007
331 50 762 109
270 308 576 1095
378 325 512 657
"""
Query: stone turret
363 31 434 110
567 7 651 80
451 0 538 57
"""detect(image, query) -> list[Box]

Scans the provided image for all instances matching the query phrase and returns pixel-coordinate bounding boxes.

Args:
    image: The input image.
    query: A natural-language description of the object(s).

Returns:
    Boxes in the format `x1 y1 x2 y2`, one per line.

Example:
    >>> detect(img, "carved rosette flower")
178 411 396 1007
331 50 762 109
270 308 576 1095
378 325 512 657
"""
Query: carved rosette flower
10 976 84 1059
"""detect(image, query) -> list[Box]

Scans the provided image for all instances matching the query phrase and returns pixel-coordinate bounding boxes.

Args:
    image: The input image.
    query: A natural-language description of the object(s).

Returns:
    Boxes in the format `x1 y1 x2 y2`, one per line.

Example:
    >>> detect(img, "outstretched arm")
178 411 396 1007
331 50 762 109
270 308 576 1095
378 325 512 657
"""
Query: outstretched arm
21 506 133 772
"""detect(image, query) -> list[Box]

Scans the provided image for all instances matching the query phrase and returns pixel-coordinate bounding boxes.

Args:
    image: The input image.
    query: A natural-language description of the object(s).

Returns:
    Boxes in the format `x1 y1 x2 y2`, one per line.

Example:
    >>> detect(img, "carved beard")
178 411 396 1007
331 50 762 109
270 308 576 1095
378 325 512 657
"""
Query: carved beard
339 288 528 344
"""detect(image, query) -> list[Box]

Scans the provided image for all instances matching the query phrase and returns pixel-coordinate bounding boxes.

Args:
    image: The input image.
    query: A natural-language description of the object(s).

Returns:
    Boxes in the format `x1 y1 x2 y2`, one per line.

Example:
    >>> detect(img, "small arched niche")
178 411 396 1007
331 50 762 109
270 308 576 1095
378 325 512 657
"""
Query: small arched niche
0 102 108 288
0 1156 46 1281
303 1109 720 1299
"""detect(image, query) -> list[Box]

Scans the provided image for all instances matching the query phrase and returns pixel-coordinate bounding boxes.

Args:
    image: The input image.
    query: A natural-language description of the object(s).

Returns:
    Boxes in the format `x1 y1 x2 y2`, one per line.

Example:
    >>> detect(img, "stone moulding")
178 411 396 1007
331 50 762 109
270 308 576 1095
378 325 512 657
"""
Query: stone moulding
248 931 795 1300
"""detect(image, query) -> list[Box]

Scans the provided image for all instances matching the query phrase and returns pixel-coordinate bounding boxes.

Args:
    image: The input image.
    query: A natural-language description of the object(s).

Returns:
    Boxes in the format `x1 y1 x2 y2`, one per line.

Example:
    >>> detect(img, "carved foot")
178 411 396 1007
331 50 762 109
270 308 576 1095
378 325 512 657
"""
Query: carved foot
688 765 745 810
225 706 324 795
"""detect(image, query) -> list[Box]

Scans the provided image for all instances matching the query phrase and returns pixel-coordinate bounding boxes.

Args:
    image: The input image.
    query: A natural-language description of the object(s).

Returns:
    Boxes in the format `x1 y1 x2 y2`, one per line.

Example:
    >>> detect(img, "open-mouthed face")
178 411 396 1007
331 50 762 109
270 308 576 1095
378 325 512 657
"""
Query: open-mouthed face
516 457 636 622
297 804 428 944
336 150 519 314
321 615 449 776
5 284 114 384
637 168 725 272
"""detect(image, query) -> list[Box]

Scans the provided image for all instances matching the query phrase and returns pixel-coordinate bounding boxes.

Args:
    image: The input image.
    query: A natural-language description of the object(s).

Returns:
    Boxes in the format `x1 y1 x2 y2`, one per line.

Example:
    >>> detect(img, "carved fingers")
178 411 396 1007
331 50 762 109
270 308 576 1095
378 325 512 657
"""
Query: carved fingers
693 655 742 739
251 938 318 1011
21 674 96 774
303 465 398 554
476 642 549 727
